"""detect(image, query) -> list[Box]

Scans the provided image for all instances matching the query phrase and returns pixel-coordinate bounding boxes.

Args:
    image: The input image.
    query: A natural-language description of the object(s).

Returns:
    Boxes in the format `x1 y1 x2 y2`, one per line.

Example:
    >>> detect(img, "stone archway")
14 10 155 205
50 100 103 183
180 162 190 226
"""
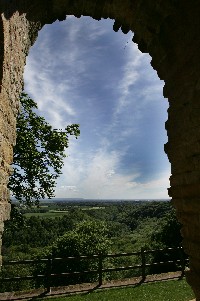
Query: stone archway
0 0 200 298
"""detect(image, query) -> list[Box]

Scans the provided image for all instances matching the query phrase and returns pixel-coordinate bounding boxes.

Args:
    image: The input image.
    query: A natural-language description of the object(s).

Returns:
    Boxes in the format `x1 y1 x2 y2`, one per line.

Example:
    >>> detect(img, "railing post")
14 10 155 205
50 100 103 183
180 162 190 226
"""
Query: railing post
179 245 185 278
141 247 146 281
98 253 103 286
46 257 52 293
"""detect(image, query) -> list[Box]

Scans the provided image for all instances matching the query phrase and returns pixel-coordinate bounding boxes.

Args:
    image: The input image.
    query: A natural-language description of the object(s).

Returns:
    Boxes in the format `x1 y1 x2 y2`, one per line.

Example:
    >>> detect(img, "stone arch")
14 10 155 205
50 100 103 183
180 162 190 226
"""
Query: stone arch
0 0 200 298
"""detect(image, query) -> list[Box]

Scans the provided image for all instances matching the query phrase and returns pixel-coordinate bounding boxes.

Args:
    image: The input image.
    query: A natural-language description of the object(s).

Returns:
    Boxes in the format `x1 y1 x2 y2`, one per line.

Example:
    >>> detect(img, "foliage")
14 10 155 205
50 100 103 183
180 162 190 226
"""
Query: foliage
8 92 80 206
0 263 34 293
148 209 183 274
3 201 182 255
52 220 111 257
33 220 112 287
7 203 26 230
150 209 182 248
116 201 172 230
3 215 75 249
1 200 185 291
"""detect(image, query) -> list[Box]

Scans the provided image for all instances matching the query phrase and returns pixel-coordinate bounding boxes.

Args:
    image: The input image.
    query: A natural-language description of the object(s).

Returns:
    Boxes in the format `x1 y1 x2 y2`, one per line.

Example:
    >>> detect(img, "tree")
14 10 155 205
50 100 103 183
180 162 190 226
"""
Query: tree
148 208 183 274
52 220 111 257
150 209 182 249
8 92 80 206
33 220 112 287
51 220 111 284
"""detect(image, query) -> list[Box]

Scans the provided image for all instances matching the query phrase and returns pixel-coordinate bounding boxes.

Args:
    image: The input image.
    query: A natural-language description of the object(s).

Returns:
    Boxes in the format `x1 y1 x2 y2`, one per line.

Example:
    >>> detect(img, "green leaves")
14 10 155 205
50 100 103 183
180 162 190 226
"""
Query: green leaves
50 220 111 285
9 92 80 206
52 220 111 257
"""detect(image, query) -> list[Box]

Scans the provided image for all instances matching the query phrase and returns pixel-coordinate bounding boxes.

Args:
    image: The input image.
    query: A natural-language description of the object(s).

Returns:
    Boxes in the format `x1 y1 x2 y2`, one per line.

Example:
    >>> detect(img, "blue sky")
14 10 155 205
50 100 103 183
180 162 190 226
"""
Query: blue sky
24 16 170 199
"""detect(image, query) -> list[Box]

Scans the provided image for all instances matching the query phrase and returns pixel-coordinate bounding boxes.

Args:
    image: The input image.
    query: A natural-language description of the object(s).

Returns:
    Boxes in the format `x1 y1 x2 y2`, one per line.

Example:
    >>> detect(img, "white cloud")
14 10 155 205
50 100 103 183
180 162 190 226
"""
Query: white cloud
24 16 170 200
61 185 78 192
24 35 80 129
55 146 170 199
114 42 144 115
24 16 113 130
106 169 115 178
55 149 127 198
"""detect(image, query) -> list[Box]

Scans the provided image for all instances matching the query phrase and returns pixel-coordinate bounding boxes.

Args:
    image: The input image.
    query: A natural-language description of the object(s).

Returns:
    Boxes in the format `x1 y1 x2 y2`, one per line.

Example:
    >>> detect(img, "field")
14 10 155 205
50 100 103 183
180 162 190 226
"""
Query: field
24 211 69 218
23 203 106 218
36 279 194 301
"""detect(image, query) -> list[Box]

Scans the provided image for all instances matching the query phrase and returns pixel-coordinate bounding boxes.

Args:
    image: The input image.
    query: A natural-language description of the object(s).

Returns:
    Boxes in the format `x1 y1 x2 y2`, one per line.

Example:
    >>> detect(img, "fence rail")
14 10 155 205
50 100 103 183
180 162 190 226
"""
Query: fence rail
0 246 188 293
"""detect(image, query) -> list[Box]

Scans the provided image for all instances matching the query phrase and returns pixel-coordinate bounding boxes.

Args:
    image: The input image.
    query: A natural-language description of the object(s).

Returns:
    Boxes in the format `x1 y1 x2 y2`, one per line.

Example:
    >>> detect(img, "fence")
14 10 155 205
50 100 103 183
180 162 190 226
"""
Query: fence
0 246 188 293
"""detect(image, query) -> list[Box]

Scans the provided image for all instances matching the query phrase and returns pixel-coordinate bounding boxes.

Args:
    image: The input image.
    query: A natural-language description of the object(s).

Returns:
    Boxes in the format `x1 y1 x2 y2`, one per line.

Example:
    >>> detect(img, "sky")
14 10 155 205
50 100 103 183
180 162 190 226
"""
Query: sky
24 16 171 200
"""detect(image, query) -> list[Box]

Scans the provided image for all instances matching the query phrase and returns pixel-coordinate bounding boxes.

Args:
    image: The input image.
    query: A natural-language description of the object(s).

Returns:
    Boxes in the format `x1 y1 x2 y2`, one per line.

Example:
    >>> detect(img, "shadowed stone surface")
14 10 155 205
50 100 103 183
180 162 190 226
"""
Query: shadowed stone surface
0 0 200 298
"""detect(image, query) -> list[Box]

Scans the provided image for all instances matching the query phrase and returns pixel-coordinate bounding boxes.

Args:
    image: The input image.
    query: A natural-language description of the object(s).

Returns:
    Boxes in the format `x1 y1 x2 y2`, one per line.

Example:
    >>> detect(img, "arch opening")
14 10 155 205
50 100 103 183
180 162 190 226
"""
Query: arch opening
23 16 170 201
3 15 185 293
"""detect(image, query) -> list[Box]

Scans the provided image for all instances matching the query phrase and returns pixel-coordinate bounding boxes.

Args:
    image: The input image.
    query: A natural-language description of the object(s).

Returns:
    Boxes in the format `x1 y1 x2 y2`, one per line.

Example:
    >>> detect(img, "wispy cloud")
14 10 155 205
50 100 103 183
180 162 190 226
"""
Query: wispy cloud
114 42 144 115
24 16 170 200
55 147 170 199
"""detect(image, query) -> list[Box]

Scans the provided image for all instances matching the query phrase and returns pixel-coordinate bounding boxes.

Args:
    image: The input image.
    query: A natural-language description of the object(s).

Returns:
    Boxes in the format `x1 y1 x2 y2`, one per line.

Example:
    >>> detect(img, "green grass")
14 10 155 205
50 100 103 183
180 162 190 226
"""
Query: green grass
38 279 194 301
24 212 69 218
24 207 105 218
81 207 105 210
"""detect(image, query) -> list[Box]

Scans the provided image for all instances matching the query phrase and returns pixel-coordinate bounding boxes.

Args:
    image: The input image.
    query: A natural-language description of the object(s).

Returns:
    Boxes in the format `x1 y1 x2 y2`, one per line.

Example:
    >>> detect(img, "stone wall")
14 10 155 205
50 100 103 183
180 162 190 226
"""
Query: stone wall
0 6 41 263
0 0 200 299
